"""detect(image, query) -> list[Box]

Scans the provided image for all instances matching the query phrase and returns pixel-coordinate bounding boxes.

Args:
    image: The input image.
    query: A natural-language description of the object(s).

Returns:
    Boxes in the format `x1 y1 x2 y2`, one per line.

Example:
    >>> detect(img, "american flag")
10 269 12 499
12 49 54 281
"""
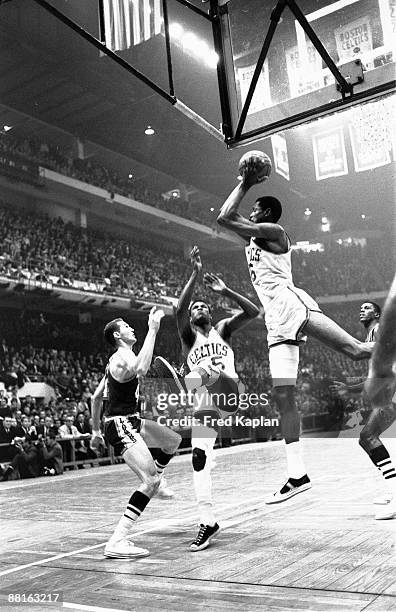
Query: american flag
102 0 163 50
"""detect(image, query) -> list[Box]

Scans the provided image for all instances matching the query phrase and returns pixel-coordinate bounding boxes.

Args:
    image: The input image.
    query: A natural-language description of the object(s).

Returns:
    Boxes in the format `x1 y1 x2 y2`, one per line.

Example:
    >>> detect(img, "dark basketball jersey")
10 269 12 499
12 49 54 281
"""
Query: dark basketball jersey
366 322 379 343
103 362 139 418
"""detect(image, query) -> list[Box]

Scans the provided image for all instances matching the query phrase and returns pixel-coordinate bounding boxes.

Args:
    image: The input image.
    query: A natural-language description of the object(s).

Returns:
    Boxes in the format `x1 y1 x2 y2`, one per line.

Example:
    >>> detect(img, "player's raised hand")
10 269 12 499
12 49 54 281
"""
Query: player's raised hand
148 306 165 333
190 246 202 274
204 272 227 294
90 431 106 454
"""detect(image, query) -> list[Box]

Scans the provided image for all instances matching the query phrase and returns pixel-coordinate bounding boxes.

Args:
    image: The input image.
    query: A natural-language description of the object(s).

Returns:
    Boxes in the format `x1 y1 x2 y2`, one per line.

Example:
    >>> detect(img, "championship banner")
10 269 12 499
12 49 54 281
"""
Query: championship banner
237 61 271 115
271 132 290 181
390 0 396 34
348 123 391 173
312 127 348 181
334 16 373 69
285 43 322 98
102 0 163 51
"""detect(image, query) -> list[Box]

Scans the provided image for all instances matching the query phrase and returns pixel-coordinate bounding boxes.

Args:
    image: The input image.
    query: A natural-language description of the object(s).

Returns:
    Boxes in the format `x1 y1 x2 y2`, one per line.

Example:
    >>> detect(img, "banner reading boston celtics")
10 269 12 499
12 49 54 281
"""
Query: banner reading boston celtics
334 16 374 69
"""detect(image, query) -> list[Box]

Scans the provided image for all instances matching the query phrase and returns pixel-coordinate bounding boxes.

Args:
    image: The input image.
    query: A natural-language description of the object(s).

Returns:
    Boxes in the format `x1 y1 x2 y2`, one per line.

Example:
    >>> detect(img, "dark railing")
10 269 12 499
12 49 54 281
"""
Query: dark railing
0 413 332 477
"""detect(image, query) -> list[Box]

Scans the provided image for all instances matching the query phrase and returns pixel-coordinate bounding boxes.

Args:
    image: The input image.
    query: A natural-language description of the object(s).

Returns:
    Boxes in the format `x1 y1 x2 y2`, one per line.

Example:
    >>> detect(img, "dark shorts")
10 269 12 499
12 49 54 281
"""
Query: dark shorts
104 415 142 456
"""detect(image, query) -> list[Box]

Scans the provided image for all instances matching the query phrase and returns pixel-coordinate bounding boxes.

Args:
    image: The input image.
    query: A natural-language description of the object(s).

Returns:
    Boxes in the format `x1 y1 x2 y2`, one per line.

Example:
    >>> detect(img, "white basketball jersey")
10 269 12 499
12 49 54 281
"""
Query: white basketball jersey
245 237 293 302
187 327 237 378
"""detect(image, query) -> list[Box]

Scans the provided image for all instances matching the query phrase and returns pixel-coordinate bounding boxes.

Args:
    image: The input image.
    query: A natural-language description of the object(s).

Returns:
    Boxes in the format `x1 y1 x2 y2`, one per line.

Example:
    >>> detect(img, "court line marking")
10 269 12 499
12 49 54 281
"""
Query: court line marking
0 519 182 578
63 603 133 612
0 492 276 578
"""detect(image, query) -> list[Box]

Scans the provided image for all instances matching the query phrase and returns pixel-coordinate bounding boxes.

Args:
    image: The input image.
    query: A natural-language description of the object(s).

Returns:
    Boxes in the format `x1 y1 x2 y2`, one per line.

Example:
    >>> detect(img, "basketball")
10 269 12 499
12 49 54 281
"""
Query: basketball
238 150 272 183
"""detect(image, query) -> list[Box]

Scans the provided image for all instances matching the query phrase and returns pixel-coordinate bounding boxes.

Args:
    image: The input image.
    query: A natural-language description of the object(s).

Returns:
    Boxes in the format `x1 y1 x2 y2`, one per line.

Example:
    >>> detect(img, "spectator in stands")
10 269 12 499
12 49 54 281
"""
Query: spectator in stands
1 434 41 480
14 415 34 438
0 415 17 463
38 428 64 476
59 415 90 465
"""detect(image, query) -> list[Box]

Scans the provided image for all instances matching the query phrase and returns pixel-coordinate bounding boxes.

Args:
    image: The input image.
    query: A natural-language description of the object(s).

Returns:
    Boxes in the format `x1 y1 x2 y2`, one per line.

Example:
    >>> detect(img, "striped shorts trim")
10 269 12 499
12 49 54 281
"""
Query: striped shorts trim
104 415 142 456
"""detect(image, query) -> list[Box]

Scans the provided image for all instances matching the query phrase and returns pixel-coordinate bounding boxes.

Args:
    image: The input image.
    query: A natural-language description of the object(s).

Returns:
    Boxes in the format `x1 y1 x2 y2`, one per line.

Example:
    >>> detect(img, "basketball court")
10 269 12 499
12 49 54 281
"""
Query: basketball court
1 438 396 611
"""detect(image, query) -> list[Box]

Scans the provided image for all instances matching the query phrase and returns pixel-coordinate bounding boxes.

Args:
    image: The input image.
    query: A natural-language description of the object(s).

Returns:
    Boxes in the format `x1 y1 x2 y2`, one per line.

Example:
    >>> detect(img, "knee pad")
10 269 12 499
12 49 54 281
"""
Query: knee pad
192 447 206 472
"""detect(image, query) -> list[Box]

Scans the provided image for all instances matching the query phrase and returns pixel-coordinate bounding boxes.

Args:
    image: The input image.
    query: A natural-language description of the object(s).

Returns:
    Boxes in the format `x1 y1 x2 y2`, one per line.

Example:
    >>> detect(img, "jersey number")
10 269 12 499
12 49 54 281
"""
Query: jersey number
211 356 225 370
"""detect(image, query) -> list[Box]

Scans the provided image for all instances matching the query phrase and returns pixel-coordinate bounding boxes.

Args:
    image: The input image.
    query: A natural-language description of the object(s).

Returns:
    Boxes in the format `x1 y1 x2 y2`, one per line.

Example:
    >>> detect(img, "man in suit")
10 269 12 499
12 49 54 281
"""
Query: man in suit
0 415 18 463
38 428 64 475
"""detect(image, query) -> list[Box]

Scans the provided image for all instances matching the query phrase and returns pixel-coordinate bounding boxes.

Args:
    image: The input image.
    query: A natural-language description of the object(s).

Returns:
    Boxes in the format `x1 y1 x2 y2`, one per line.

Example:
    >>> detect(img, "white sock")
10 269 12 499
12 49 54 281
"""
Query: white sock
193 469 216 526
285 441 306 479
377 458 396 497
192 435 217 526
109 516 133 543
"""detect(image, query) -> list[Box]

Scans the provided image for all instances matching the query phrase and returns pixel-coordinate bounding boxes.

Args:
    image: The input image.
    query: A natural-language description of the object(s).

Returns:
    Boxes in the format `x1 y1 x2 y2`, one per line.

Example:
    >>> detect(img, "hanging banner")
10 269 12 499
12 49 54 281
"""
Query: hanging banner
237 61 271 114
388 0 396 35
285 43 323 98
334 16 374 69
312 127 348 181
348 123 391 172
271 132 289 180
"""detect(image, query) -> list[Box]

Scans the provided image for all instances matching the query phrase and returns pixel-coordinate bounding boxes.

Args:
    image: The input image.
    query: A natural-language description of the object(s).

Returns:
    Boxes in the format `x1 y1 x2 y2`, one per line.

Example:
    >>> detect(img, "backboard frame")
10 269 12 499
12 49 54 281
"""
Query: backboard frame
28 0 396 148
216 0 396 148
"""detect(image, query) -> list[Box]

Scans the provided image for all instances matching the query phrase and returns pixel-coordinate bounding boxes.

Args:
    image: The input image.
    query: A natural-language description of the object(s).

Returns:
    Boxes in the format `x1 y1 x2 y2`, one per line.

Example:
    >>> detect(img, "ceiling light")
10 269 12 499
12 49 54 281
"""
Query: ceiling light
304 208 312 216
169 23 183 39
205 51 219 69
361 213 366 219
210 207 214 212
145 125 155 135
3 125 12 132
182 32 198 51
128 173 133 179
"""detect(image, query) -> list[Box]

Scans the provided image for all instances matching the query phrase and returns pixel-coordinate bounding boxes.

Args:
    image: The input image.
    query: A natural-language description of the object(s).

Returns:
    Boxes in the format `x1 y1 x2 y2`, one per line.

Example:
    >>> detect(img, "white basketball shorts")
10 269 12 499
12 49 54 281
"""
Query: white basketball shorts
256 284 321 348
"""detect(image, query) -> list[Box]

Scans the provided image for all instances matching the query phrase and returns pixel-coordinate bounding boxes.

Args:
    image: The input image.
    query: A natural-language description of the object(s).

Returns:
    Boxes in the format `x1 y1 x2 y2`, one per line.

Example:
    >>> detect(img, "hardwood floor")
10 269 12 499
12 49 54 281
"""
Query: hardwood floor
0 439 395 611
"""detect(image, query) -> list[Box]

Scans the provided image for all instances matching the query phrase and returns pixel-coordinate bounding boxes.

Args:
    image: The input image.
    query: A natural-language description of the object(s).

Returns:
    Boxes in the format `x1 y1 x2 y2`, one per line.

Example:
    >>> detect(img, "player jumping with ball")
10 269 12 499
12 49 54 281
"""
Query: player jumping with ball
217 153 373 504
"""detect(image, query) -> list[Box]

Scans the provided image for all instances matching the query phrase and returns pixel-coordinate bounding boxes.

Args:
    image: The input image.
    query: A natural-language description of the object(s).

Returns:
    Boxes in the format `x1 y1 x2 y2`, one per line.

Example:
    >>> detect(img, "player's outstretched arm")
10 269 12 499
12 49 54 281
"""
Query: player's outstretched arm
204 272 259 337
133 307 164 377
176 246 201 346
217 182 283 242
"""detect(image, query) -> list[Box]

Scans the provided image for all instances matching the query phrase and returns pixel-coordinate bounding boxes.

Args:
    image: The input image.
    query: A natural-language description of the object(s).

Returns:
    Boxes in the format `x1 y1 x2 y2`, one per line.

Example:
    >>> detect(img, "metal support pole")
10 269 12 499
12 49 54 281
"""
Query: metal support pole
286 0 353 98
32 0 177 105
235 0 286 139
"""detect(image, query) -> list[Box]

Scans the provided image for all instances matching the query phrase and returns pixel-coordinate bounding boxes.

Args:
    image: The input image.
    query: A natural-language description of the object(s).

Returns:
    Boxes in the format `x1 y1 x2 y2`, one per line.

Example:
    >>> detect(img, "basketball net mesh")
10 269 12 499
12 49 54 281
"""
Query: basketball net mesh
350 95 396 155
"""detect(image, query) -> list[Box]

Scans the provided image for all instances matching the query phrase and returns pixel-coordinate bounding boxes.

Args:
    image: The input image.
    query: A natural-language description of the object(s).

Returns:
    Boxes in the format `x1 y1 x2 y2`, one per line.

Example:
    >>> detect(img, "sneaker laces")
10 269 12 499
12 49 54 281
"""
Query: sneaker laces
194 524 207 545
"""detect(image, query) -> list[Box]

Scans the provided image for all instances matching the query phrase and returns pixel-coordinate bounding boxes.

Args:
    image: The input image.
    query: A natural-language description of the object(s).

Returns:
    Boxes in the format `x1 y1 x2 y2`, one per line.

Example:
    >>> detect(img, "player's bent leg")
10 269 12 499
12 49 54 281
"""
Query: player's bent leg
185 364 221 392
104 435 159 559
359 405 396 518
190 421 220 552
304 311 372 361
140 418 181 455
140 419 181 499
